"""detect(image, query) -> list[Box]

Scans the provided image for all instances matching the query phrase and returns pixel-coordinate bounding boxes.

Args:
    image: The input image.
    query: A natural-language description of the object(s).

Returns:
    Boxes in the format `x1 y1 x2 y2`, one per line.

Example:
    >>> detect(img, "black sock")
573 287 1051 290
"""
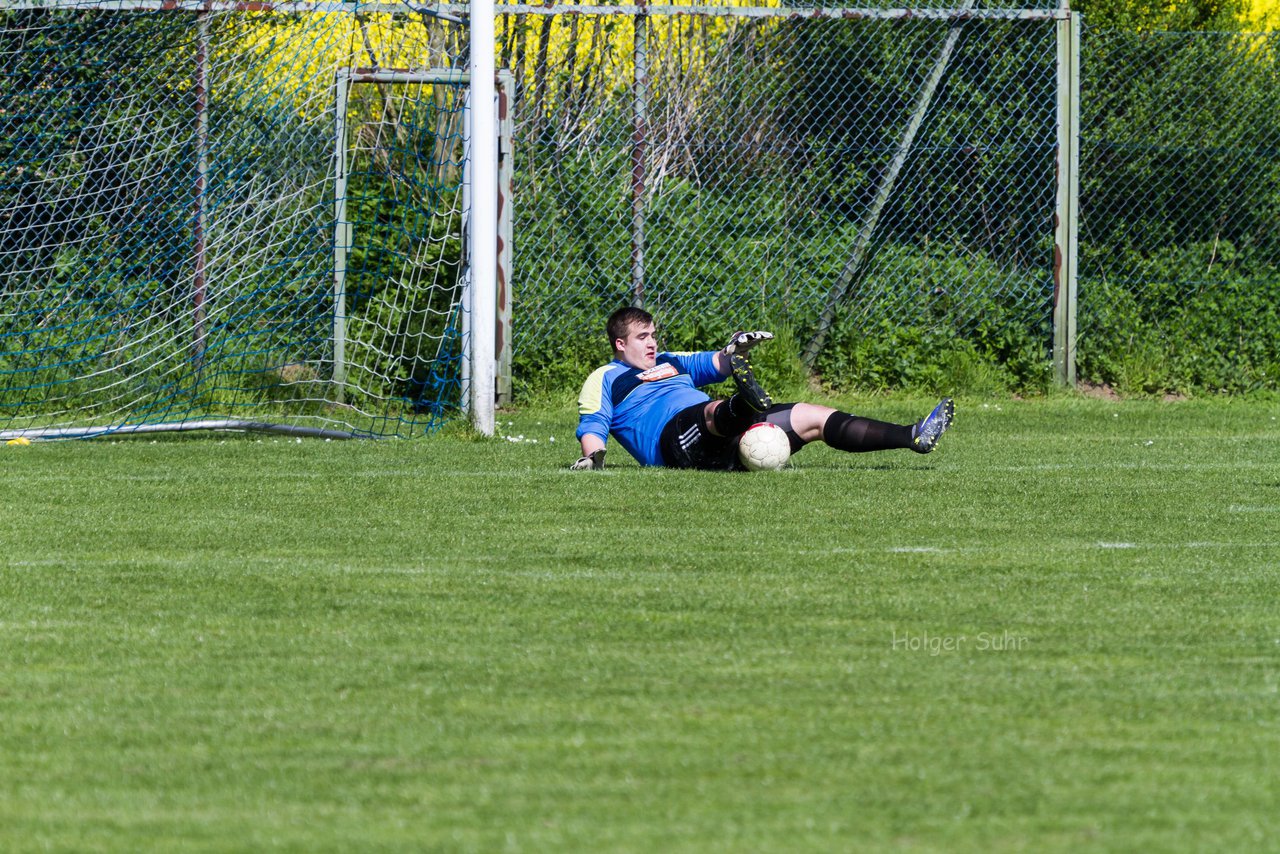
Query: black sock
710 395 759 437
822 411 913 453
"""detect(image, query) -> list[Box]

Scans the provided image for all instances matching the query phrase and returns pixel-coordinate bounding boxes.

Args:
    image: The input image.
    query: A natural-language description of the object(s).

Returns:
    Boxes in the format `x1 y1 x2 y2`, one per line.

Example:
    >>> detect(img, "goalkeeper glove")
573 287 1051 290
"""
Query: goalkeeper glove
723 330 773 356
569 449 606 471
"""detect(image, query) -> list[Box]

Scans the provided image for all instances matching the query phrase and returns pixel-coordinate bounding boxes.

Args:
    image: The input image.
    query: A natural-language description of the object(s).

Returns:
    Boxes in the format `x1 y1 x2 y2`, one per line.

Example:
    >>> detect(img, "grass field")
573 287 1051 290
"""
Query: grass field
2 395 1278 852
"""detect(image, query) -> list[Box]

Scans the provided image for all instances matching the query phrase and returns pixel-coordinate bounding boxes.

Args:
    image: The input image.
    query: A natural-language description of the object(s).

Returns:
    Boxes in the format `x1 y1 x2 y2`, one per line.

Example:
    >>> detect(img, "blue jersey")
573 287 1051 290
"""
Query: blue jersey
576 351 726 466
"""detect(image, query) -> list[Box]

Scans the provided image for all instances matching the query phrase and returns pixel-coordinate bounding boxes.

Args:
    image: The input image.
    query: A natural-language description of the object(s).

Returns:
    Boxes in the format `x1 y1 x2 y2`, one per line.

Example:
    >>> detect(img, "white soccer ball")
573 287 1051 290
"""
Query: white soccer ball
737 422 791 471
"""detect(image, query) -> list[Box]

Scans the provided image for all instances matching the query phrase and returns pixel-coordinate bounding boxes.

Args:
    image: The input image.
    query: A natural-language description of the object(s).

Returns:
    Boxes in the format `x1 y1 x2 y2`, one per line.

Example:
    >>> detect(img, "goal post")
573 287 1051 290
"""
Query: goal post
331 64 512 435
468 0 498 436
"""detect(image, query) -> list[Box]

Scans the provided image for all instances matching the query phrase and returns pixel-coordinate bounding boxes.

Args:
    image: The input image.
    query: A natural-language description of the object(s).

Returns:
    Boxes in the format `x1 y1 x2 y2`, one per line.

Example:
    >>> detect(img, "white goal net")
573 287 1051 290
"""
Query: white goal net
0 1 500 439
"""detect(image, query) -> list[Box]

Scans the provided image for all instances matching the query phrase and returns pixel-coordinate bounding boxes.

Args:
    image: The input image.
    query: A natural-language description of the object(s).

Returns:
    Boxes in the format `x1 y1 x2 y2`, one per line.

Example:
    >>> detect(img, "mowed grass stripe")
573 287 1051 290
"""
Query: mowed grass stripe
1 396 1278 852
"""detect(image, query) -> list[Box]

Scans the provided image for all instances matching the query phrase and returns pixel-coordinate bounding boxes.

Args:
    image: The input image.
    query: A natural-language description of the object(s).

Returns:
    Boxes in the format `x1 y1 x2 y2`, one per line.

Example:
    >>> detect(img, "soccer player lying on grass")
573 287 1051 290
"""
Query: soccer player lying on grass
570 306 954 471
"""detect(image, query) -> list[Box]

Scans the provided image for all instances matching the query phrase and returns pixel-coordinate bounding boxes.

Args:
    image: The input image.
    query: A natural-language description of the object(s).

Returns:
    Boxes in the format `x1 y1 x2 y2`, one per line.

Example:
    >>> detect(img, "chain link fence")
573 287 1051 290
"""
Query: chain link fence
505 6 1065 391
1078 27 1280 393
506 7 1280 396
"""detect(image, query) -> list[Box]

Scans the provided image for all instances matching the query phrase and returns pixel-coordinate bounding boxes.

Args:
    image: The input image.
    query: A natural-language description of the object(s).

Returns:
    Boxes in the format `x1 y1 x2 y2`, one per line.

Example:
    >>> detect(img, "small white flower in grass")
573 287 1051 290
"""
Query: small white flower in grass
549 436 555 443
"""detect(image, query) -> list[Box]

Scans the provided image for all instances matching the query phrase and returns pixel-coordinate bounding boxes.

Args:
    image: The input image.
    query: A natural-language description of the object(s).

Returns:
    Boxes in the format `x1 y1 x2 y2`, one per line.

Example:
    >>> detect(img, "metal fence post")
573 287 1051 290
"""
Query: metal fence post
1054 8 1081 387
630 0 648 307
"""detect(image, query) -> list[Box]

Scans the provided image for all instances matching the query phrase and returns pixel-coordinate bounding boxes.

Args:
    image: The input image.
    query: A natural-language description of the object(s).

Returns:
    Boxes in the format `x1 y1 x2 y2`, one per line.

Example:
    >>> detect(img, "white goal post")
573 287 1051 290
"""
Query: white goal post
469 0 498 436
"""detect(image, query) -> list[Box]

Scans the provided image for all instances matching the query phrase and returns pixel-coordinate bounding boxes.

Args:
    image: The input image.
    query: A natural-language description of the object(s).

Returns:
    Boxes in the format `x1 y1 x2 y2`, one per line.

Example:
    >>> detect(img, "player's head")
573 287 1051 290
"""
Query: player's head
607 306 657 370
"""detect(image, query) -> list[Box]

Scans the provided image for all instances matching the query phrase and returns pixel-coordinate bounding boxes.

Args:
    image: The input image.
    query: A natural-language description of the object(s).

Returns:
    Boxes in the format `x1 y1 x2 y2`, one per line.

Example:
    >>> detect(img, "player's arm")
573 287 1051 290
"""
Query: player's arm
572 366 612 470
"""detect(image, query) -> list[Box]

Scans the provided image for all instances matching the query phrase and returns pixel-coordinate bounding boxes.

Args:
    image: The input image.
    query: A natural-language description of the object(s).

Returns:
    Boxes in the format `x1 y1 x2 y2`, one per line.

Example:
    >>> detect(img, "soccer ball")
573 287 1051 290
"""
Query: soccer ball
737 422 791 471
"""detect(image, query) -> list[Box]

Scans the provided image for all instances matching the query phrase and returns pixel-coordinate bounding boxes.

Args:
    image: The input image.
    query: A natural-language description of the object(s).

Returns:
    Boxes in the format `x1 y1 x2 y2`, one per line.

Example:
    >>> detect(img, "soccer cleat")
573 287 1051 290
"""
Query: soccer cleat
911 397 954 454
729 352 772 413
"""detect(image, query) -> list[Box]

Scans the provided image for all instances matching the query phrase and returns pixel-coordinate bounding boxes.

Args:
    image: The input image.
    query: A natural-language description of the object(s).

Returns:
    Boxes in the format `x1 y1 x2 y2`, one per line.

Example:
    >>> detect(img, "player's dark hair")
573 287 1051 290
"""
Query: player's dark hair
606 306 653 348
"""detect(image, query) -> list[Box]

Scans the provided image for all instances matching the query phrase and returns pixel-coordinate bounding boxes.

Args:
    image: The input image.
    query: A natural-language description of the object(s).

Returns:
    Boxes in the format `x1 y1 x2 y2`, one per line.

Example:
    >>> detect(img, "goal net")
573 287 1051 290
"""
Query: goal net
0 0 484 440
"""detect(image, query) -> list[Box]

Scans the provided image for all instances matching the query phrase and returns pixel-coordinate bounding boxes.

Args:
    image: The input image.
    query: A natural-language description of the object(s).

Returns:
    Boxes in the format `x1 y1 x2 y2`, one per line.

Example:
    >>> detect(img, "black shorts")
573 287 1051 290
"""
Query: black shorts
658 402 804 470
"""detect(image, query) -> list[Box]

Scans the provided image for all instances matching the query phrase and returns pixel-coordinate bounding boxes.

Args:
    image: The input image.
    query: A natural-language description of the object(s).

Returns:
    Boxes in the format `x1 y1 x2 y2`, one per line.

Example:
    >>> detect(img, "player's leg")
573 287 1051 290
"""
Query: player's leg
707 396 760 439
658 402 738 470
781 399 954 454
704 353 773 438
708 401 920 458
727 351 771 413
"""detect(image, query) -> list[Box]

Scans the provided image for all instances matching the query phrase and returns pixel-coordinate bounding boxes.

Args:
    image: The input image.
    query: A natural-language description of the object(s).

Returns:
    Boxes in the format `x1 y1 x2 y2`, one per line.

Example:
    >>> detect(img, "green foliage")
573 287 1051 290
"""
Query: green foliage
512 16 1063 400
793 241 1055 395
812 313 1051 397
1072 27 1280 396
513 332 611 402
512 235 1058 400
1073 0 1250 30
1083 31 1280 260
1079 241 1280 394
